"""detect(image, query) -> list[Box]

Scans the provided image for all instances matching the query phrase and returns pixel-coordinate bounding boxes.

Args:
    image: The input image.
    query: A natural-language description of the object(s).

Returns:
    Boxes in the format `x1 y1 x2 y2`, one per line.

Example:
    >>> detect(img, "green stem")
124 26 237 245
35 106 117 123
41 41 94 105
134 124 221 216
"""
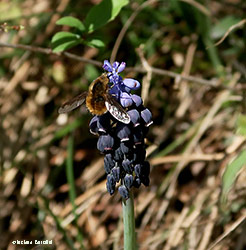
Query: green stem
122 190 137 250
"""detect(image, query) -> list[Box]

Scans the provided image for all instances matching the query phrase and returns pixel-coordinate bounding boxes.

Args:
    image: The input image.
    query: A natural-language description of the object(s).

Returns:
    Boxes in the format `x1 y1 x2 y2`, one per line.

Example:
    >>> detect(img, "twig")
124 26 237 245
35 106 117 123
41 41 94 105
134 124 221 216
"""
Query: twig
110 0 158 63
0 42 222 88
208 211 246 250
126 66 219 87
175 43 197 118
150 153 224 165
136 46 152 104
213 19 246 47
164 207 189 250
180 0 211 16
197 190 219 250
0 42 102 67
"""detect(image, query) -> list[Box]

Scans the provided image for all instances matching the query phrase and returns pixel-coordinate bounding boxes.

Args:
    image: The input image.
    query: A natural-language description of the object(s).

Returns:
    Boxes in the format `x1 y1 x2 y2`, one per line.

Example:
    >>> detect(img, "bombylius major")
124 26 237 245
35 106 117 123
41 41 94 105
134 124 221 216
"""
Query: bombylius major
58 73 130 124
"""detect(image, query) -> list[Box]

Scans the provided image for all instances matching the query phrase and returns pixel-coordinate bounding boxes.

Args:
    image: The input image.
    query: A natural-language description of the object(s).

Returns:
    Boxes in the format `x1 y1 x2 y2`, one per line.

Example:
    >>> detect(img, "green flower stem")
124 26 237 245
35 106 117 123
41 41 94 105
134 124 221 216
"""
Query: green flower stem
122 190 137 250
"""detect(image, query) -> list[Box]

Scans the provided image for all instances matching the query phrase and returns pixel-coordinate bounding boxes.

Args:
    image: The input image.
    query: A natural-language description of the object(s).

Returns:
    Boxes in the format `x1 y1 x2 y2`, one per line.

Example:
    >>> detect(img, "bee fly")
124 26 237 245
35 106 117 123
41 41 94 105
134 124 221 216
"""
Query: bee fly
58 73 131 124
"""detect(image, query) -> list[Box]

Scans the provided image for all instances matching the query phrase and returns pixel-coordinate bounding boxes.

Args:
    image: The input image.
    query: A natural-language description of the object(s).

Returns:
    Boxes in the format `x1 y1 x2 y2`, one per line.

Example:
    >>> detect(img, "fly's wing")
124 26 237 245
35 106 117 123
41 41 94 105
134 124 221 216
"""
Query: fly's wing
105 93 130 124
58 92 87 113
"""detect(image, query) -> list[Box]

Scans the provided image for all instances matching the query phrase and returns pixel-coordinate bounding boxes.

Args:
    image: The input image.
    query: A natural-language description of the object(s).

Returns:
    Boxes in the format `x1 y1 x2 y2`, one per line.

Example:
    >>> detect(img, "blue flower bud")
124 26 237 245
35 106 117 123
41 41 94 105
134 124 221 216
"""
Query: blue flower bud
109 84 120 98
131 94 142 107
109 74 122 84
103 60 126 85
141 108 153 127
133 129 143 145
97 113 111 133
111 166 121 183
133 177 141 188
124 174 134 189
122 159 133 173
120 142 130 154
127 109 140 127
134 164 141 177
123 78 140 90
118 185 129 199
97 135 114 153
112 61 119 69
103 60 112 72
117 62 126 73
120 92 133 107
114 147 124 161
106 174 116 195
119 84 131 93
104 153 115 174
89 116 99 135
116 123 131 141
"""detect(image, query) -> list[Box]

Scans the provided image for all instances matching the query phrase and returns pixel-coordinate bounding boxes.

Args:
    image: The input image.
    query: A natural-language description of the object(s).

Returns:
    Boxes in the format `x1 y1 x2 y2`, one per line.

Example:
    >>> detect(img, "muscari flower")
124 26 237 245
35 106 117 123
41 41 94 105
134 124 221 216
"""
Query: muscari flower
90 60 153 199
103 60 125 84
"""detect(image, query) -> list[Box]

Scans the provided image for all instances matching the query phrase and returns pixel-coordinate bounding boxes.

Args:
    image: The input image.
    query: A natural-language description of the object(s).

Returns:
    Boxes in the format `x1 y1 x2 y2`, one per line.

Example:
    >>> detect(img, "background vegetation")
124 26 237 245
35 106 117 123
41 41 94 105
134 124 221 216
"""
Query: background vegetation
1 0 246 249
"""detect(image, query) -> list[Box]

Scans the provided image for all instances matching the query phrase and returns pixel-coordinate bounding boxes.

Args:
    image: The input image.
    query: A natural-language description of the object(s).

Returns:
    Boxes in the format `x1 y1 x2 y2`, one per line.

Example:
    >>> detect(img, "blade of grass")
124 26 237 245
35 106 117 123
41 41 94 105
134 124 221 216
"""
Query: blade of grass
221 150 246 203
155 119 201 157
38 195 75 249
195 8 224 77
66 133 84 249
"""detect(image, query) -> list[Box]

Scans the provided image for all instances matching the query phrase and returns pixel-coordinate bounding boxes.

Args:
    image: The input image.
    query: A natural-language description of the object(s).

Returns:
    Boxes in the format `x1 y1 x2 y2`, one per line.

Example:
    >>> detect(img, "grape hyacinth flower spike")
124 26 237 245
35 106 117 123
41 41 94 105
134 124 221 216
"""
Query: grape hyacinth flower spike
90 60 153 200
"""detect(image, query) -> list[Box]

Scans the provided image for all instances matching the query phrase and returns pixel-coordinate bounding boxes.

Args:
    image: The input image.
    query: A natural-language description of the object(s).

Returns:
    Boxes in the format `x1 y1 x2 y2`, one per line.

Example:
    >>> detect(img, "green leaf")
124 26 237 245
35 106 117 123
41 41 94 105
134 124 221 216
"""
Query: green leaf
52 40 81 53
222 150 246 202
236 114 246 136
56 16 85 32
85 0 129 33
51 31 80 43
211 16 241 39
51 31 82 52
85 39 105 48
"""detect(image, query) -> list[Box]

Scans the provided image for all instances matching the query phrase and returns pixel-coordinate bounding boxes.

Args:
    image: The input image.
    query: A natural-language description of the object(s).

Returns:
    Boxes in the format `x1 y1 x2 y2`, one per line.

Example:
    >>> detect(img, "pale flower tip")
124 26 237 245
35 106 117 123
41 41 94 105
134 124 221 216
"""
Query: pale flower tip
118 62 126 73
103 60 112 72
112 61 119 69
123 78 140 90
